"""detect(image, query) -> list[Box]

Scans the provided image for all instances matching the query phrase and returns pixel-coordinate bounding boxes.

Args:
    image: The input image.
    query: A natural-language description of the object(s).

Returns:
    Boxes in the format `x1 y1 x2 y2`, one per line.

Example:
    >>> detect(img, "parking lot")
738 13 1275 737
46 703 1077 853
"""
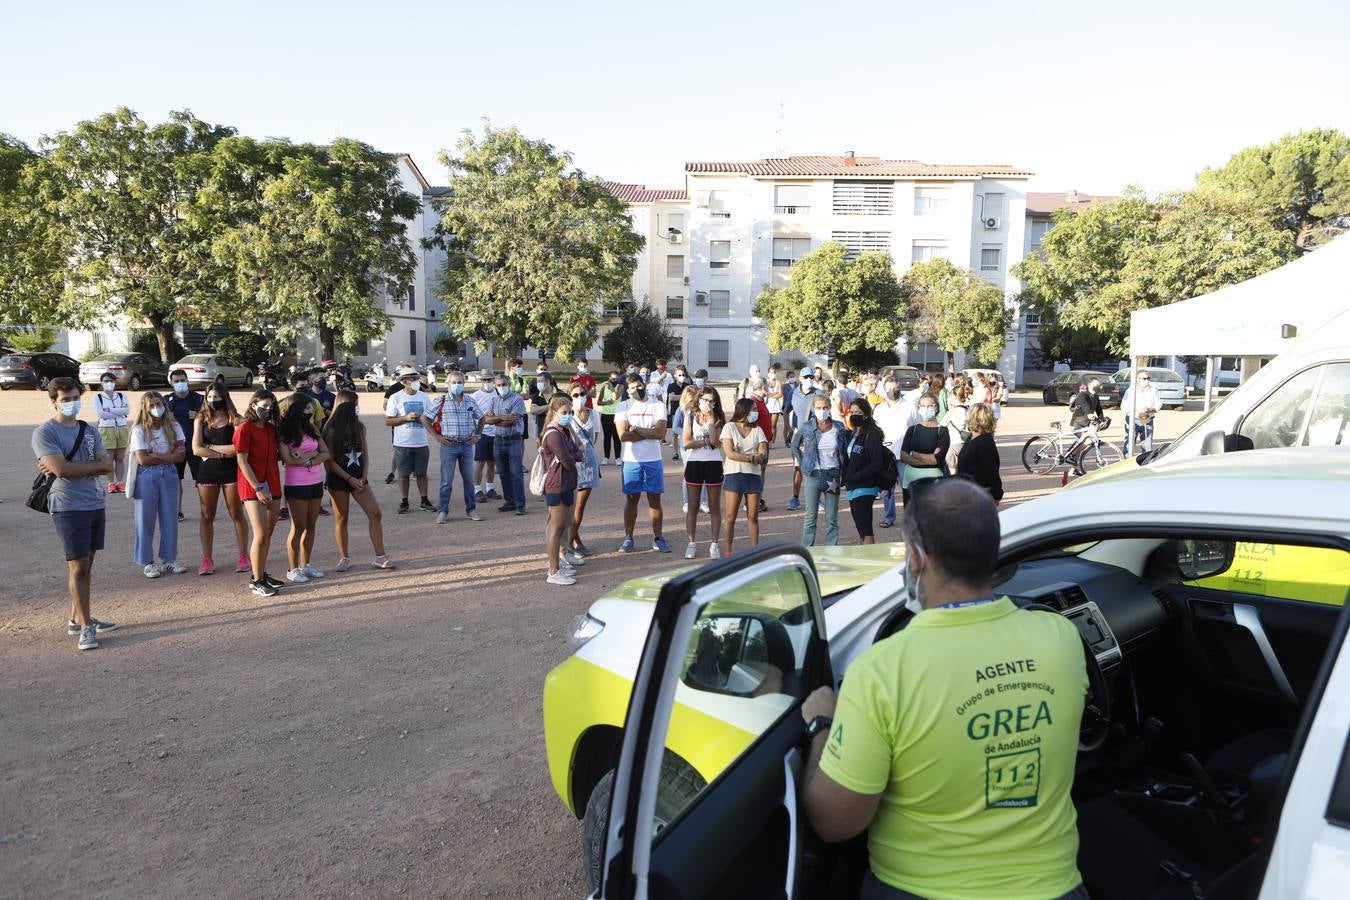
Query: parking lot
0 387 1203 897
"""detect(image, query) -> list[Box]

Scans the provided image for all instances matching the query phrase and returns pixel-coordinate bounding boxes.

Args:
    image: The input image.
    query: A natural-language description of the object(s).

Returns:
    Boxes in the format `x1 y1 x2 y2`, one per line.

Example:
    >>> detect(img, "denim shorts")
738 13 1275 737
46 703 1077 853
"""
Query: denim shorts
621 460 664 495
724 473 763 495
545 489 576 507
53 508 106 560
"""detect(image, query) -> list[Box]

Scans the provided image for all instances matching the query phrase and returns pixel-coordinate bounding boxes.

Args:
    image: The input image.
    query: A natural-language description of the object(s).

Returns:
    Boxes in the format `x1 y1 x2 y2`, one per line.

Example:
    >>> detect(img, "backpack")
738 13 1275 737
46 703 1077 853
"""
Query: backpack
529 426 562 496
28 422 87 514
879 437 900 490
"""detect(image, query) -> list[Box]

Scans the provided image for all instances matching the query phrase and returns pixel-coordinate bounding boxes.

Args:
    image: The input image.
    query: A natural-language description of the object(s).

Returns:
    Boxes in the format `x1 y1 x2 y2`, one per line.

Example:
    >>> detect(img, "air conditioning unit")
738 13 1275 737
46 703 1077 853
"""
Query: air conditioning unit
682 276 690 285
984 217 1001 230
695 291 708 305
668 230 682 244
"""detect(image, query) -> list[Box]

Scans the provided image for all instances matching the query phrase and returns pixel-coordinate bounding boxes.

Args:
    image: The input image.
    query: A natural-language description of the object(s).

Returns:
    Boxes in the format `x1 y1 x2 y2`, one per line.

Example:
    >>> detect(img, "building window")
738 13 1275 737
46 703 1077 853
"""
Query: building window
1029 220 1052 249
666 296 685 319
911 241 948 264
982 192 1005 222
913 186 950 215
1024 312 1041 329
831 231 891 259
709 290 731 318
709 240 731 273
708 340 730 368
667 212 685 236
409 329 418 357
407 285 416 311
603 298 634 317
666 254 685 279
980 245 1002 272
708 190 730 218
774 184 811 214
832 180 894 215
348 339 369 356
772 237 812 267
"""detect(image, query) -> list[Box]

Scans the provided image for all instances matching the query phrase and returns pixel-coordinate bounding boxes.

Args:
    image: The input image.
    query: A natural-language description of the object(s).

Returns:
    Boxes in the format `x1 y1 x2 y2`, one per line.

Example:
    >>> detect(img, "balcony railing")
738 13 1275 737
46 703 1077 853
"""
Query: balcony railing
709 209 731 218
774 205 810 214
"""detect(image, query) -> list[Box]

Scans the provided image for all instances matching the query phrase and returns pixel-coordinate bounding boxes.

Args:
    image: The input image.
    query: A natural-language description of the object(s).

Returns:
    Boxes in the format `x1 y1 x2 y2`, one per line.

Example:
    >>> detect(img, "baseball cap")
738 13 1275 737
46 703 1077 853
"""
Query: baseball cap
800 367 814 378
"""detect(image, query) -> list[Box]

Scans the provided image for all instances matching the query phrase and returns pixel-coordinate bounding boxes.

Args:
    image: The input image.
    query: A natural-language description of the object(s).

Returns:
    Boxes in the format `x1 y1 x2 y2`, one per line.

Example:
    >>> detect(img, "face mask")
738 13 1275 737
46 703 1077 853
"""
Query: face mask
627 367 637 376
768 371 777 381
887 388 901 400
632 386 646 401
814 408 829 422
698 399 712 412
408 380 421 391
748 410 759 424
314 379 327 392
674 373 686 382
904 544 926 611
150 406 166 418
172 381 188 395
101 380 116 393
450 382 465 396
558 413 573 427
849 413 865 428
256 404 273 419
571 396 585 410
496 385 508 397
801 378 813 391
210 398 226 411
536 380 549 392
513 367 523 376
693 378 705 388
577 365 588 374
944 379 955 391
58 399 81 417
639 371 649 380
919 407 937 421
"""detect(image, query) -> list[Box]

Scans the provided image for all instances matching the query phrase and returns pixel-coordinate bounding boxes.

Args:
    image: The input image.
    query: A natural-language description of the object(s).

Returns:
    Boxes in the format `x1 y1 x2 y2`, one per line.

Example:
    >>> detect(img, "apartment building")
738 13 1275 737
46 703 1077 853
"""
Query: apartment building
631 153 1034 381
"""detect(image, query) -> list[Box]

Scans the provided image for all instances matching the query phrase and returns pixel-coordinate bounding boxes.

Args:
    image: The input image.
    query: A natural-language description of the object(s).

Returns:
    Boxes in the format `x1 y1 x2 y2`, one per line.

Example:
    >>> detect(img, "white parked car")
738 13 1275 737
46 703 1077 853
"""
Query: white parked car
560 448 1350 899
168 354 255 389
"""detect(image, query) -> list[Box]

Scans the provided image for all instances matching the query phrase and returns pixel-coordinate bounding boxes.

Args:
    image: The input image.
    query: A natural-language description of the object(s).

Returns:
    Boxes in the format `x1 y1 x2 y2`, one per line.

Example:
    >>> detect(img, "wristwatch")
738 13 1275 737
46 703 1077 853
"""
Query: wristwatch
806 715 833 738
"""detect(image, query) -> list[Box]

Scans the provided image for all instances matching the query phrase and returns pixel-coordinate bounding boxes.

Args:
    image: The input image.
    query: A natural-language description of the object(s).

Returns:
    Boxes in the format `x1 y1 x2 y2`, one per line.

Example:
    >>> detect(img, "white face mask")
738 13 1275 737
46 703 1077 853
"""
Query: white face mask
571 396 585 410
496 385 508 397
698 399 712 412
101 380 116 393
919 407 937 421
747 409 759 424
150 406 165 418
407 380 421 391
814 408 829 421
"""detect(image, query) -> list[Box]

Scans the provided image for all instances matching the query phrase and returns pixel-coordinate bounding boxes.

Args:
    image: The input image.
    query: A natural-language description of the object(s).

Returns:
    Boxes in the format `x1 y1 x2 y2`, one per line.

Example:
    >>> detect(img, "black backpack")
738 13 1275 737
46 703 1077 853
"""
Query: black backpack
880 438 900 489
28 422 87 514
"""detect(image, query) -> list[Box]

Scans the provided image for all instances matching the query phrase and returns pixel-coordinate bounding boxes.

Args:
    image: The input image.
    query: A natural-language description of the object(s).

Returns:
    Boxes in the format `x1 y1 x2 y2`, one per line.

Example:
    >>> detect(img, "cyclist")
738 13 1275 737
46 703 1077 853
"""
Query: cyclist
1066 380 1106 470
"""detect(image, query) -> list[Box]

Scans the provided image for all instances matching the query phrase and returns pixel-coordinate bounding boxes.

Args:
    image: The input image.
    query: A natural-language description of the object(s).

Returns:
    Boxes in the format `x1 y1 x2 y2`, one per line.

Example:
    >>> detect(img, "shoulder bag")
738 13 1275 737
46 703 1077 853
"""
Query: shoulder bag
28 422 88 514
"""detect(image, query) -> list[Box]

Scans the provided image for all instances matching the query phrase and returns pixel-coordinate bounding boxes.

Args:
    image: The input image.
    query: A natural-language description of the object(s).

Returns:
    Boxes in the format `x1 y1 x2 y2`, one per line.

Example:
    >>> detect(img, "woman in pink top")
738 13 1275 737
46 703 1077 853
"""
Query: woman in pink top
277 393 331 584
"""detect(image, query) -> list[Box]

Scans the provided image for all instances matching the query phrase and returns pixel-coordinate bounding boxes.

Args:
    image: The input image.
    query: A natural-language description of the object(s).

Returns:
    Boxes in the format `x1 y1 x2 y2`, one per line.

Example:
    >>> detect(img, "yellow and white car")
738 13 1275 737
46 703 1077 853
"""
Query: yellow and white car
547 448 1350 899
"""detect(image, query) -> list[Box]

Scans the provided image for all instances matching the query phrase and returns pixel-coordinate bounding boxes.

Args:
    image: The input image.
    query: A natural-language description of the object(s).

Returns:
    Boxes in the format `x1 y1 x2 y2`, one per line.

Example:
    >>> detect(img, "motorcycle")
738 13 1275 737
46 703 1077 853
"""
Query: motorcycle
257 359 288 390
364 361 389 393
323 359 356 392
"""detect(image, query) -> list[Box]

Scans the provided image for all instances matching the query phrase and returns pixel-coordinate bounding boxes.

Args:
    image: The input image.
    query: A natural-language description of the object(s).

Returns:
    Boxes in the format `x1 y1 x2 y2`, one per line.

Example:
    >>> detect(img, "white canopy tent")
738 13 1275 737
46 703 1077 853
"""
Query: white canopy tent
1127 234 1350 419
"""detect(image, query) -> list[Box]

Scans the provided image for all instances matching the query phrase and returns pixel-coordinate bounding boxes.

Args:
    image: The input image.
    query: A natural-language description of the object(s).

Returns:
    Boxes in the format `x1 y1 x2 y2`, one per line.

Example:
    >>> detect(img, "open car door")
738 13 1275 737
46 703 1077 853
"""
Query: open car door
598 543 834 899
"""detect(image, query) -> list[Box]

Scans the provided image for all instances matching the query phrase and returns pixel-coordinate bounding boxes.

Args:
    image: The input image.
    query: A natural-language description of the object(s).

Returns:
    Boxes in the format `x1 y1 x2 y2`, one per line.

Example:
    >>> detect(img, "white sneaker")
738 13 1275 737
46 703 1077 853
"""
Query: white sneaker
302 563 325 579
559 561 577 576
709 542 722 559
682 503 689 513
160 561 187 575
547 571 576 586
700 500 710 514
685 541 698 559
286 567 310 583
562 551 586 567
435 511 448 525
334 557 351 572
143 563 162 579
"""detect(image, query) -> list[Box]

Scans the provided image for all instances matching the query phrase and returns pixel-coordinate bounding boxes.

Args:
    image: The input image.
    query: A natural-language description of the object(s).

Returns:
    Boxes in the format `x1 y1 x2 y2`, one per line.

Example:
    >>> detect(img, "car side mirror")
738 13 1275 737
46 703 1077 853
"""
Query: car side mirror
1200 431 1227 456
682 615 779 698
1175 539 1236 580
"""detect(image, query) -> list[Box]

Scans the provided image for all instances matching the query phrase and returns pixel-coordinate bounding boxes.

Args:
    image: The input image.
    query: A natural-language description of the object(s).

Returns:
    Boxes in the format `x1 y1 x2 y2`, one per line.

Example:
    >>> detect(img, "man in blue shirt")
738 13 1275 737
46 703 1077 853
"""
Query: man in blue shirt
787 366 821 511
165 369 203 519
484 373 527 514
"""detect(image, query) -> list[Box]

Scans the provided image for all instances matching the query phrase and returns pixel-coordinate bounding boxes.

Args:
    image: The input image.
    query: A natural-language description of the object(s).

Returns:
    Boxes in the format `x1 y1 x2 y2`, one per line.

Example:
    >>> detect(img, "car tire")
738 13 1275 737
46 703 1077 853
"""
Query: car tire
129 374 141 390
582 755 706 893
244 373 254 387
37 374 50 390
0 385 8 391
1042 390 1054 405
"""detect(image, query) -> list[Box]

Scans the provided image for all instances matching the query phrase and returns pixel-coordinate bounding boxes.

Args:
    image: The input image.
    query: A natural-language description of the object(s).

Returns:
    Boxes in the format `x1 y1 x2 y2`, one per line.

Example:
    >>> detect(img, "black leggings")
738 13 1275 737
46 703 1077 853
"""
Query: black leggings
601 413 619 459
849 495 875 539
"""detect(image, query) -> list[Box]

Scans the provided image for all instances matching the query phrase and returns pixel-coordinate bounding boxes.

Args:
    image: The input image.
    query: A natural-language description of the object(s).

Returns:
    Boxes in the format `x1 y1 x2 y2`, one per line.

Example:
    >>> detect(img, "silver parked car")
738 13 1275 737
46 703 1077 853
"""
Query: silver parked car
78 353 169 390
1113 367 1188 409
168 354 255 388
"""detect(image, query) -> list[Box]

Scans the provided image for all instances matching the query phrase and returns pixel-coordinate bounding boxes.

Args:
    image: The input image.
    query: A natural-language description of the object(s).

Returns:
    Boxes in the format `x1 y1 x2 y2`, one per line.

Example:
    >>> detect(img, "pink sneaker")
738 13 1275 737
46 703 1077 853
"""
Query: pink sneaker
198 557 214 576
235 552 250 573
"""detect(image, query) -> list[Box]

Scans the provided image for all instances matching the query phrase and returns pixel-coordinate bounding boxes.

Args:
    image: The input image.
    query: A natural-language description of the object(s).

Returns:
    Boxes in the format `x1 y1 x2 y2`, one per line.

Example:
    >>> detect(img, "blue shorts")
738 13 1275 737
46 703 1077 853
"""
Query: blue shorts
621 460 664 495
545 489 576 507
724 473 764 496
53 508 106 560
474 435 495 462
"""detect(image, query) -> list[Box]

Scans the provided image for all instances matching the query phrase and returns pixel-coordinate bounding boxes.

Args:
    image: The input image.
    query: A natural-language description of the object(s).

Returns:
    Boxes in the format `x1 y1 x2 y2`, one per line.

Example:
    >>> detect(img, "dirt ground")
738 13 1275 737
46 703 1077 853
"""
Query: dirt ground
0 386 1201 898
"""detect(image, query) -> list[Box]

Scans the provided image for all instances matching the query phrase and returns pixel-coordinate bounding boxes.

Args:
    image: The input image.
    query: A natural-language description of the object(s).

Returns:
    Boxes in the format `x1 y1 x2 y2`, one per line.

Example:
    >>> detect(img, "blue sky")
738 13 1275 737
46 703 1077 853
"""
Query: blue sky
3 0 1348 195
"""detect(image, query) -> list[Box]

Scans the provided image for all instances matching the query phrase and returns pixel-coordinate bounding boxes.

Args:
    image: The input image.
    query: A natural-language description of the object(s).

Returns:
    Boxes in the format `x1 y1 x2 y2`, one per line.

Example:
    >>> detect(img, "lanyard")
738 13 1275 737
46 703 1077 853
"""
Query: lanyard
938 597 998 610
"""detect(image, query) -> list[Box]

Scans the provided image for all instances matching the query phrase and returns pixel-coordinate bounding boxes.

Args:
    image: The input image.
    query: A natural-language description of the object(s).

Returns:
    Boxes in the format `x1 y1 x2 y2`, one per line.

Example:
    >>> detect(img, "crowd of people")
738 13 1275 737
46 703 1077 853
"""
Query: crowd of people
32 359 1012 649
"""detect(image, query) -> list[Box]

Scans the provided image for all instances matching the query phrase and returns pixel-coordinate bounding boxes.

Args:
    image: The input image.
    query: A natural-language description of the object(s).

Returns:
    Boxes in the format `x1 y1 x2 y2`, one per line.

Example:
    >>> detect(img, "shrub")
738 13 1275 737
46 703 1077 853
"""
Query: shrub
214 332 271 365
3 327 58 352
130 329 186 364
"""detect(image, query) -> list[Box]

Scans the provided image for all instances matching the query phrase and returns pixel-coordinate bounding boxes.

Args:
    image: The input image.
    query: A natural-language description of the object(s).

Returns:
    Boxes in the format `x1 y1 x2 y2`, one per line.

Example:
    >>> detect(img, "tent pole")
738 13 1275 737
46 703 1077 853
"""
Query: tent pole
1203 357 1214 412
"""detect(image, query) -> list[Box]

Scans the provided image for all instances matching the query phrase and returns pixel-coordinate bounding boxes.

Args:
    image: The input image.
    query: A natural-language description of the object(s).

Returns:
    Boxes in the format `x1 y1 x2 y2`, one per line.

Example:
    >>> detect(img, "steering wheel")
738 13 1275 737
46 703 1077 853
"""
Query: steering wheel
1023 603 1112 752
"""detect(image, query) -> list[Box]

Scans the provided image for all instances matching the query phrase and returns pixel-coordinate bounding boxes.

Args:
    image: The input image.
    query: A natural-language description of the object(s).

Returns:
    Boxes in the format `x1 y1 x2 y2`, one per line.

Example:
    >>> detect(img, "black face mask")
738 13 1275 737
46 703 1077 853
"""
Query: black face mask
887 389 901 400
632 386 646 401
210 398 226 411
849 413 866 429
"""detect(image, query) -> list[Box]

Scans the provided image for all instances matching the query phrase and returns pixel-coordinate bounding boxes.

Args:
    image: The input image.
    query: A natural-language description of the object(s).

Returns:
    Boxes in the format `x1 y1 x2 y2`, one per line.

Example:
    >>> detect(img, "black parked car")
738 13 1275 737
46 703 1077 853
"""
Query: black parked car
1041 370 1123 407
0 352 81 391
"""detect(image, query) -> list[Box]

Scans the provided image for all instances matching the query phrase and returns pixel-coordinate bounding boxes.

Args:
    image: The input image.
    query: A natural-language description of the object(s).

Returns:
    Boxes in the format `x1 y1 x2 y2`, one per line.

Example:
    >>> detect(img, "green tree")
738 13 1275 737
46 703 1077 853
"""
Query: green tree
24 108 236 363
755 242 903 367
214 331 273 366
0 134 68 322
2 326 58 352
214 138 419 361
1199 128 1350 252
601 303 681 368
901 259 1010 369
432 124 642 360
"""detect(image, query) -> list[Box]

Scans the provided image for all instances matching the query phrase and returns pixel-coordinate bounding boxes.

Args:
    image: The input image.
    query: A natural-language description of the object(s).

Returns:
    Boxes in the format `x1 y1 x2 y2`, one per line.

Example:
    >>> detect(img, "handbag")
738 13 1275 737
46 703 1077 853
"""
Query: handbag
28 422 88 514
529 426 562 496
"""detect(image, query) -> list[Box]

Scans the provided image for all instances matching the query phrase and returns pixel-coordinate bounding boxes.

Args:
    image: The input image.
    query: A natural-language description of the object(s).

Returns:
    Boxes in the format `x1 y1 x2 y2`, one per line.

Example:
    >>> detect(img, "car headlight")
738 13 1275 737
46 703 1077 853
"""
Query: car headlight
569 613 605 650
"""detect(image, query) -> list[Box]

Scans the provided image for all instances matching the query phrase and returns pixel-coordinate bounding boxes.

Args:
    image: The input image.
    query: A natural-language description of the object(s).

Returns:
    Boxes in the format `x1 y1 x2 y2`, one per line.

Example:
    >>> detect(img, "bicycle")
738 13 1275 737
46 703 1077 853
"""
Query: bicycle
1022 419 1123 476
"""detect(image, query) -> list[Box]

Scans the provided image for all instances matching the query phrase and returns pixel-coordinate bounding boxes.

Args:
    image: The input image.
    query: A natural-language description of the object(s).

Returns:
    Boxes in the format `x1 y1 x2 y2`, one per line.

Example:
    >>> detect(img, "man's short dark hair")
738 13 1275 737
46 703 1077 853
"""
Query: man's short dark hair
290 373 308 387
902 479 1000 587
508 358 523 368
48 376 83 400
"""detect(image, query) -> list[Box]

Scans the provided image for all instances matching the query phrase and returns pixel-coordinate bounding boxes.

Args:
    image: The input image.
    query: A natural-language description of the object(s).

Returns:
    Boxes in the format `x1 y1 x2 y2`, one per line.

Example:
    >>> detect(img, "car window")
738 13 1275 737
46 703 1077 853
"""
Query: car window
0 356 28 366
1181 542 1350 607
656 564 820 840
1237 367 1320 449
1151 371 1183 383
1302 363 1349 448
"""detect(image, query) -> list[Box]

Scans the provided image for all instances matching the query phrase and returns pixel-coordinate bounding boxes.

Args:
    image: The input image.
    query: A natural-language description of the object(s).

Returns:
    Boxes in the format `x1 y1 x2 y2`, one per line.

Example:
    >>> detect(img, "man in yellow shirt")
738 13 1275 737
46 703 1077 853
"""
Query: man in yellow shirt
801 478 1089 899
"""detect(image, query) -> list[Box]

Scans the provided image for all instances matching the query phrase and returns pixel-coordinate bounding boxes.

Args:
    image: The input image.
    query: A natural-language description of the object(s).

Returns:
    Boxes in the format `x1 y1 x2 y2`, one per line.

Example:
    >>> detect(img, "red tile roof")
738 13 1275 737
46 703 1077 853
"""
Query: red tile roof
684 155 1032 178
1026 191 1116 216
602 182 688 203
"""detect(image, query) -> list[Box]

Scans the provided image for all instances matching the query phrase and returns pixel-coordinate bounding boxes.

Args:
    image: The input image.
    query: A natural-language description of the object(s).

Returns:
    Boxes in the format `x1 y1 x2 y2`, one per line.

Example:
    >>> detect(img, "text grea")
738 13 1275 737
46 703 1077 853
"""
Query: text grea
975 659 1036 681
966 701 1053 740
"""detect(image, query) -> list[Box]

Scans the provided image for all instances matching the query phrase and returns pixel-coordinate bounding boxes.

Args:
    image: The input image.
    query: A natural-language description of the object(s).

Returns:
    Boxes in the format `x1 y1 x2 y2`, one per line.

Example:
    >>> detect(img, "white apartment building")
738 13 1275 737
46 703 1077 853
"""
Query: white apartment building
610 153 1034 382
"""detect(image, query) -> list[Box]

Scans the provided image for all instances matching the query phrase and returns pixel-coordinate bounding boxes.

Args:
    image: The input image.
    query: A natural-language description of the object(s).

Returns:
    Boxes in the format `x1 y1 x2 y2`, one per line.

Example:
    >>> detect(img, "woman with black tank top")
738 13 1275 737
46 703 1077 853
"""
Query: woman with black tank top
322 390 393 571
192 384 249 576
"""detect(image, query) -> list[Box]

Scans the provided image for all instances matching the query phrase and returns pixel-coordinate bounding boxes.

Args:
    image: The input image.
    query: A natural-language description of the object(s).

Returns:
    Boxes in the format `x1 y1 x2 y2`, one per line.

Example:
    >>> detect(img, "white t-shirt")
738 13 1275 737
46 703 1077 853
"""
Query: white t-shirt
873 399 915 449
130 421 185 456
684 413 724 463
817 427 840 470
616 399 667 463
386 390 430 448
721 421 766 475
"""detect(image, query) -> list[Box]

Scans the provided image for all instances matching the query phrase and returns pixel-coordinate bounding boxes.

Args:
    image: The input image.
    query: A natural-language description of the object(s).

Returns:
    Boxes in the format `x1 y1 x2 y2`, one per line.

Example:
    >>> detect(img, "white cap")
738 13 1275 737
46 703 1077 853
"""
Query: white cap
396 365 418 379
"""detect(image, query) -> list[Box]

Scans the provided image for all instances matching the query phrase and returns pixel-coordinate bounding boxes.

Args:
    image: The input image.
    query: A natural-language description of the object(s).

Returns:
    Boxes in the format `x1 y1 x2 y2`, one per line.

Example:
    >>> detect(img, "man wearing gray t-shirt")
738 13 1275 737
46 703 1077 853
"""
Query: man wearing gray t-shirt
32 378 116 651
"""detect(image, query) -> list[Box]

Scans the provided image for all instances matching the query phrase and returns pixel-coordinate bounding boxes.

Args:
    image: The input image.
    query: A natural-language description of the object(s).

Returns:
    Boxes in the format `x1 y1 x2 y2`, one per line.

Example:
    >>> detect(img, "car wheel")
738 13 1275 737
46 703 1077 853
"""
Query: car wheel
129 374 141 390
0 385 8 391
244 373 254 387
582 755 706 893
1042 390 1054 405
37 374 50 390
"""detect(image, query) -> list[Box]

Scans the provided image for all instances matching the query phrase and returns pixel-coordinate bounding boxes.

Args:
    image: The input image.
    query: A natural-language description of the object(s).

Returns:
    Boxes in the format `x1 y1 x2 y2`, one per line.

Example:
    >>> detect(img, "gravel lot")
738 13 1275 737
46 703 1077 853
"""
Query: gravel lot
0 385 1202 898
